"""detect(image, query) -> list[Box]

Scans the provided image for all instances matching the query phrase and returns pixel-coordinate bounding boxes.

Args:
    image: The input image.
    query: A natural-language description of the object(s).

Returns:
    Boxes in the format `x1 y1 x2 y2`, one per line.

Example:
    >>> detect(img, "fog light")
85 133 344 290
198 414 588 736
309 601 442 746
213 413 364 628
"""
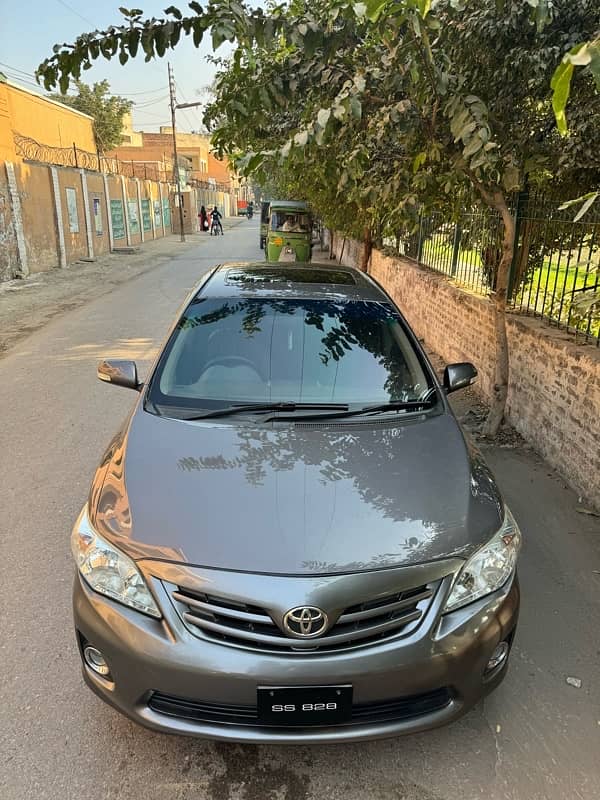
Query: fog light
83 645 111 676
486 641 509 673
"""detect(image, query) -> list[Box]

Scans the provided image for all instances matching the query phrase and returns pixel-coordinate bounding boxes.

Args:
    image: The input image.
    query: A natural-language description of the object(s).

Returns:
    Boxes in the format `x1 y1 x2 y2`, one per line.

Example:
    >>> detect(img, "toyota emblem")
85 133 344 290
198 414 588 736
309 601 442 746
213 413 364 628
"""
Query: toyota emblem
283 606 328 638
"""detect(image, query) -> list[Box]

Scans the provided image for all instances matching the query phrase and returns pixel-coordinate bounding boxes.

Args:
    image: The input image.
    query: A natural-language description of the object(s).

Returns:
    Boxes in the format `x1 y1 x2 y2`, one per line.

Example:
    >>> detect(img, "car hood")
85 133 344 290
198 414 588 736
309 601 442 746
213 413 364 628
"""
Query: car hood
90 408 503 575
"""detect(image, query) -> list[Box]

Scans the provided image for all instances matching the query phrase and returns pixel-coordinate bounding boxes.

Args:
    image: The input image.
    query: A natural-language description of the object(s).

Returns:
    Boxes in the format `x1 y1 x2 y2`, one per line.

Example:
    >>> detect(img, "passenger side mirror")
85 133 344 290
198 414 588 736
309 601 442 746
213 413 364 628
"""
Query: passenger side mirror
443 362 478 394
97 359 141 391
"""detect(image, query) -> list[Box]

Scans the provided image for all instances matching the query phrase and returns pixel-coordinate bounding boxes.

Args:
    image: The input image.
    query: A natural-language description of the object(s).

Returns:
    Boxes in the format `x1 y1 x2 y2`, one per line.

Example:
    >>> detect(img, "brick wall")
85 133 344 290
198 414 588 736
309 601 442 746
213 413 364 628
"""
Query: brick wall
339 242 600 507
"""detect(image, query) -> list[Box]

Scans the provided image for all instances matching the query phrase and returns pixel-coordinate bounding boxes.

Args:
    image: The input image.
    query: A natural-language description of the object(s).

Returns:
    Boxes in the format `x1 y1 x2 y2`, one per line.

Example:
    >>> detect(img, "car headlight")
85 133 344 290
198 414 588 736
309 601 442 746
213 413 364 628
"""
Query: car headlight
71 508 161 618
444 506 521 613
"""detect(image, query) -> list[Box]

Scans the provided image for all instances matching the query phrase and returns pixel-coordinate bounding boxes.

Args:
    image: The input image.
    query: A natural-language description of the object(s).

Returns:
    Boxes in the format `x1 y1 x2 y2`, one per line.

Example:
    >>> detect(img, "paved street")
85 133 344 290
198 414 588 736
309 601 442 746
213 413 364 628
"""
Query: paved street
1 221 599 800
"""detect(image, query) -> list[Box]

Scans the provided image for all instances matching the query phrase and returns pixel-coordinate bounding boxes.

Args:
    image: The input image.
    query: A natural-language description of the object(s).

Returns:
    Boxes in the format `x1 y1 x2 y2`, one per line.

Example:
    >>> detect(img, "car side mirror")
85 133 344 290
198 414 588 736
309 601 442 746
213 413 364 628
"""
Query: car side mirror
443 362 478 394
97 359 141 391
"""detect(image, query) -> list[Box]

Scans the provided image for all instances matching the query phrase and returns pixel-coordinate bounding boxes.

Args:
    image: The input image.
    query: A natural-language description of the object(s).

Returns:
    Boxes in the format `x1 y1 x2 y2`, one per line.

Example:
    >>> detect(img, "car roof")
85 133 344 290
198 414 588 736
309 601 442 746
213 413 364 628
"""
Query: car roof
197 262 388 302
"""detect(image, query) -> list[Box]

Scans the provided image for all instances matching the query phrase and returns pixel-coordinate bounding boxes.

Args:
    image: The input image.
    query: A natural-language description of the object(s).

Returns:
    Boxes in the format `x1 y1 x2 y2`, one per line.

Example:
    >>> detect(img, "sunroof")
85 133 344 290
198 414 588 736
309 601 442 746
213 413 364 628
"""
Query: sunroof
225 267 357 286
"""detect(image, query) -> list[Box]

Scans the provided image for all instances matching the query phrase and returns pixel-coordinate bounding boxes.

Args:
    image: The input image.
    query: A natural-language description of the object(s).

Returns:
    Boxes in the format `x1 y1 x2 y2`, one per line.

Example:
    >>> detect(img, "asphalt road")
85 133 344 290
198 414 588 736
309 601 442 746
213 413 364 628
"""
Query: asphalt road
1 221 599 800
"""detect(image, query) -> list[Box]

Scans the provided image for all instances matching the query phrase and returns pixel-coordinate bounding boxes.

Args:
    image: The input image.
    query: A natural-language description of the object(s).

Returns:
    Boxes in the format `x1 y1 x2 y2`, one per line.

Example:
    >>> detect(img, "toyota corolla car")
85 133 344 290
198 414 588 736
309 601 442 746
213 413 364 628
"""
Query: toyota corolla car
73 262 521 743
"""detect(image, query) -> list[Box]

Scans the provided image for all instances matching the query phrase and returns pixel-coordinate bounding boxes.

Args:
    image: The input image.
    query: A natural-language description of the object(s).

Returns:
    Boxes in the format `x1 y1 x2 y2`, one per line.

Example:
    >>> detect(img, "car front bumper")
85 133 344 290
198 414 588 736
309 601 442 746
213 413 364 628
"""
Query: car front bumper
73 568 519 743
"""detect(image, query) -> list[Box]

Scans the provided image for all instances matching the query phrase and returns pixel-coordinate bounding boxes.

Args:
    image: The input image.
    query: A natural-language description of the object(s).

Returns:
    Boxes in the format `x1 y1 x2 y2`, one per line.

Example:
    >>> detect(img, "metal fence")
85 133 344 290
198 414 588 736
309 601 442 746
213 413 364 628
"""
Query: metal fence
14 133 172 183
393 193 600 345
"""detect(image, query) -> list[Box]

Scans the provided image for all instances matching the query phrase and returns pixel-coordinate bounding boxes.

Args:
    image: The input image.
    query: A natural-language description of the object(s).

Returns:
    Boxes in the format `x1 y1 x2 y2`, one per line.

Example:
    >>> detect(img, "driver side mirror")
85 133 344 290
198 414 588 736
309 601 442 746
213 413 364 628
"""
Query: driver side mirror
97 359 141 391
443 362 478 394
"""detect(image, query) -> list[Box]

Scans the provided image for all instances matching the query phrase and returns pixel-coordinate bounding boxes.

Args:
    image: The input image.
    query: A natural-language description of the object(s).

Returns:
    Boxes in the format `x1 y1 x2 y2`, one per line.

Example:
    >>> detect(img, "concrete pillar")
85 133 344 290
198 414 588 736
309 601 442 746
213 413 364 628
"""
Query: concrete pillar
50 166 67 268
4 162 29 277
102 173 114 251
158 182 165 235
148 180 156 240
120 175 132 246
136 178 144 243
80 169 94 259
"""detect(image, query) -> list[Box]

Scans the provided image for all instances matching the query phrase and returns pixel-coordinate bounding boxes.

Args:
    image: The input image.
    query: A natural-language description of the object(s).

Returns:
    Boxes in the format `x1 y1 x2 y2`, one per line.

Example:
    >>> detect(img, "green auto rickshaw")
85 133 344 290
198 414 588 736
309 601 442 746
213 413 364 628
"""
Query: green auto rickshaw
266 200 312 262
259 200 270 249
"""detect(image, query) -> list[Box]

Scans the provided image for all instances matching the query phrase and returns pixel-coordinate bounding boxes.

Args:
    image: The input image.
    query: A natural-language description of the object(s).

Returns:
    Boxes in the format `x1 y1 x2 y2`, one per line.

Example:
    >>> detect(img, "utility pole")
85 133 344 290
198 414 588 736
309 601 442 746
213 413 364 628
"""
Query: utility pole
168 62 186 242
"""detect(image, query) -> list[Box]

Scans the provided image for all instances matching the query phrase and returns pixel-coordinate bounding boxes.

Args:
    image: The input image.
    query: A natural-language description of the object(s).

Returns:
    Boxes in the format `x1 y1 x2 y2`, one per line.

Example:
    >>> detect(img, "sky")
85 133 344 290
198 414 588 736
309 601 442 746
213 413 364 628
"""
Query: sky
0 0 249 134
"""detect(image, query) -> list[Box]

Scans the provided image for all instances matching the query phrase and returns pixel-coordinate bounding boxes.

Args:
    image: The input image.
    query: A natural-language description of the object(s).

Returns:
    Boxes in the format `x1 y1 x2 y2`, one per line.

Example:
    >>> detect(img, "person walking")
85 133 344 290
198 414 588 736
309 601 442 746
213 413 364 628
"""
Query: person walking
199 205 209 232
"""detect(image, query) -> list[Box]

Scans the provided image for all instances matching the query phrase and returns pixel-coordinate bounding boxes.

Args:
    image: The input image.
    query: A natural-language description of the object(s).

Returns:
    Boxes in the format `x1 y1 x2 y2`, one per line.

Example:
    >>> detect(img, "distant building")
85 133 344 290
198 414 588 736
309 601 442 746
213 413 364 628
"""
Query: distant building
107 118 243 213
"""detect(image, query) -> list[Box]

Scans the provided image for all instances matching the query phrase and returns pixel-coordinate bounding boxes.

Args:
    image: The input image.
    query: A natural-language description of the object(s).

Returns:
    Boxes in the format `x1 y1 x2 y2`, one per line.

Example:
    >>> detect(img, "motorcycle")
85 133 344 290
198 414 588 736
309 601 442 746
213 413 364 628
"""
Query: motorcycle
247 206 254 220
210 216 222 236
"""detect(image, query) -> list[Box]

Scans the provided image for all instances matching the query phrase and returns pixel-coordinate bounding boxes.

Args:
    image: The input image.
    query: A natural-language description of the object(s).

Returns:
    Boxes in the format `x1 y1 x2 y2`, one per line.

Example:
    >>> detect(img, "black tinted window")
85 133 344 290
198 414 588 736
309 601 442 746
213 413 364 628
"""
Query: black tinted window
150 298 433 409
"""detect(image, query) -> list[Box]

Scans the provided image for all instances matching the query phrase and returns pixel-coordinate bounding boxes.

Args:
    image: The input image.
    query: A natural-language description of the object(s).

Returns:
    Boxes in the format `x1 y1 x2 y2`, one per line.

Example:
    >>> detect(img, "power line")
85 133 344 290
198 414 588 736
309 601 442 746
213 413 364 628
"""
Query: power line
133 94 170 108
174 80 204 130
115 86 169 97
0 61 36 78
54 0 97 28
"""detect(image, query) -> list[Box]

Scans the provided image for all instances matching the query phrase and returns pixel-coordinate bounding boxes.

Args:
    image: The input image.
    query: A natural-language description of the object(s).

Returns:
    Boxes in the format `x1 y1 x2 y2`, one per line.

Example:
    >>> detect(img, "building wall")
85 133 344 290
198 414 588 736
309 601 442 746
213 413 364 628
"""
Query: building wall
1 159 174 277
207 152 231 186
86 172 111 257
0 166 19 280
0 79 96 160
56 167 88 262
14 161 59 273
120 112 143 147
0 83 12 162
364 248 600 508
123 176 142 246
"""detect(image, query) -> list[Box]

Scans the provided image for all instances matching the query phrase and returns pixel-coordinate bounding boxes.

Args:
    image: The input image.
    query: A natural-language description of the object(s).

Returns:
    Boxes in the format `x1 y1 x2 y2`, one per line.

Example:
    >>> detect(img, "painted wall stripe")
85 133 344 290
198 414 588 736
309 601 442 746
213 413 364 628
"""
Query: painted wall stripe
80 169 94 259
50 166 67 268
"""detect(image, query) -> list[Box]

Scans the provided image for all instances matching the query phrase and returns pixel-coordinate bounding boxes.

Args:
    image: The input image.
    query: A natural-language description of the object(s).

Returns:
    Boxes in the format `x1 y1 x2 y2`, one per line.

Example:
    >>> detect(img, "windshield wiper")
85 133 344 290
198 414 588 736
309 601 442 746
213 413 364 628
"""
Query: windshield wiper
265 399 436 423
179 402 349 421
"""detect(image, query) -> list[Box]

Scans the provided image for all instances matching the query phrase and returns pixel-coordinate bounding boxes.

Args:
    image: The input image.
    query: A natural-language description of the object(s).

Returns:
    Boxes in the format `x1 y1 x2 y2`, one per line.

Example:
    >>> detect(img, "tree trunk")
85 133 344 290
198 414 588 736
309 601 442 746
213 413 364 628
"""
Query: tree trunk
361 225 373 272
477 189 515 437
512 215 533 295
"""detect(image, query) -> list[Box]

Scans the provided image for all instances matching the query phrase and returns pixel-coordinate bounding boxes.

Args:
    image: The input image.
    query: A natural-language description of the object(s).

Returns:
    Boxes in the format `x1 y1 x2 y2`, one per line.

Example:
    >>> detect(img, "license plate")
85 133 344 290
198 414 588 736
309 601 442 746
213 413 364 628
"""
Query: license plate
257 685 353 726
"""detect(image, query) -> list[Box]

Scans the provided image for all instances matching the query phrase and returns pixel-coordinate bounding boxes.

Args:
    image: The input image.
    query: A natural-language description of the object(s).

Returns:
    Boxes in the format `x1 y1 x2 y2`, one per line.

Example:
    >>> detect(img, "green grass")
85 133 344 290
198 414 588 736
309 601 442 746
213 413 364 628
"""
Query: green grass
420 233 599 337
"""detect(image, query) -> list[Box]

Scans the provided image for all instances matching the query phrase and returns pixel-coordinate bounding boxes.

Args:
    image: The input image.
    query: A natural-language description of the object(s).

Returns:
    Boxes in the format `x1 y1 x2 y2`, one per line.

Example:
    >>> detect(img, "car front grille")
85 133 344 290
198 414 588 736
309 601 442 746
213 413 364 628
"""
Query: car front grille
169 581 439 653
148 687 452 727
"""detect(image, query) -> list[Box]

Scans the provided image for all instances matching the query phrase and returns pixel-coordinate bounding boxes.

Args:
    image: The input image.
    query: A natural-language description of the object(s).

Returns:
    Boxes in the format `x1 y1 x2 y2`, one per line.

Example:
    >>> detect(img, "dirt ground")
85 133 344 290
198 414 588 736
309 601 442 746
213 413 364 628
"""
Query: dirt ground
0 221 244 358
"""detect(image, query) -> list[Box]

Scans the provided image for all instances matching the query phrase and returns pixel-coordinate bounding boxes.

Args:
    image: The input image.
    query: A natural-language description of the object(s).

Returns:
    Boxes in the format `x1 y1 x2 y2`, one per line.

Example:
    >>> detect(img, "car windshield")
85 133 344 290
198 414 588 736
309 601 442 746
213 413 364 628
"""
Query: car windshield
149 298 435 412
271 211 310 233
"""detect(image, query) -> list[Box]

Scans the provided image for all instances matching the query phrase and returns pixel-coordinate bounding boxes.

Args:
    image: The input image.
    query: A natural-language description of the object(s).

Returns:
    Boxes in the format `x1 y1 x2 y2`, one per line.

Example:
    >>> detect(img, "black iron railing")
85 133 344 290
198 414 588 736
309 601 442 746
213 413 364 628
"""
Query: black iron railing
392 194 599 345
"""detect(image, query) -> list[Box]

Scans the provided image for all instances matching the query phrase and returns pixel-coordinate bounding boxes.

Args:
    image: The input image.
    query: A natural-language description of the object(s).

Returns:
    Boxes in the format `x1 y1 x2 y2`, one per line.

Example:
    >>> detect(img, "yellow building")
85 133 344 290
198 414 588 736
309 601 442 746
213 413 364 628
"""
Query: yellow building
0 73 96 162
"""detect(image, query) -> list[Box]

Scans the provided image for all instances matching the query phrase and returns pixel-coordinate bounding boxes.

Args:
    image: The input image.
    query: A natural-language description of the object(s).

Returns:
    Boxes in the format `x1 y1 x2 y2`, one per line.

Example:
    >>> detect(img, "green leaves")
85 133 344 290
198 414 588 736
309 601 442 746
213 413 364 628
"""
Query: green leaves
551 59 574 136
551 37 600 135
48 79 133 152
559 191 599 221
364 0 388 23
413 151 427 173
317 108 331 128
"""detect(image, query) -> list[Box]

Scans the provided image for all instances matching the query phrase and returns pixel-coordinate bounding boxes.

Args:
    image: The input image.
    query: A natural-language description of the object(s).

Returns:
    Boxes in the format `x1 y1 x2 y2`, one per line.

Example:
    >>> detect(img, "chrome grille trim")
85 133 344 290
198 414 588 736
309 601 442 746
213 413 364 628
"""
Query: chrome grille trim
172 591 276 626
170 580 440 653
337 588 432 624
182 609 423 649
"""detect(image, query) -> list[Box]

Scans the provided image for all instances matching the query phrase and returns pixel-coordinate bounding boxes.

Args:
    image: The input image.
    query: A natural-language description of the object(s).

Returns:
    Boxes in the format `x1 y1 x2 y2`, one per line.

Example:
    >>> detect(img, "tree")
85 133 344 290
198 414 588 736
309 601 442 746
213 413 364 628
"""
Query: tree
50 80 133 152
36 1 600 434
205 0 600 433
